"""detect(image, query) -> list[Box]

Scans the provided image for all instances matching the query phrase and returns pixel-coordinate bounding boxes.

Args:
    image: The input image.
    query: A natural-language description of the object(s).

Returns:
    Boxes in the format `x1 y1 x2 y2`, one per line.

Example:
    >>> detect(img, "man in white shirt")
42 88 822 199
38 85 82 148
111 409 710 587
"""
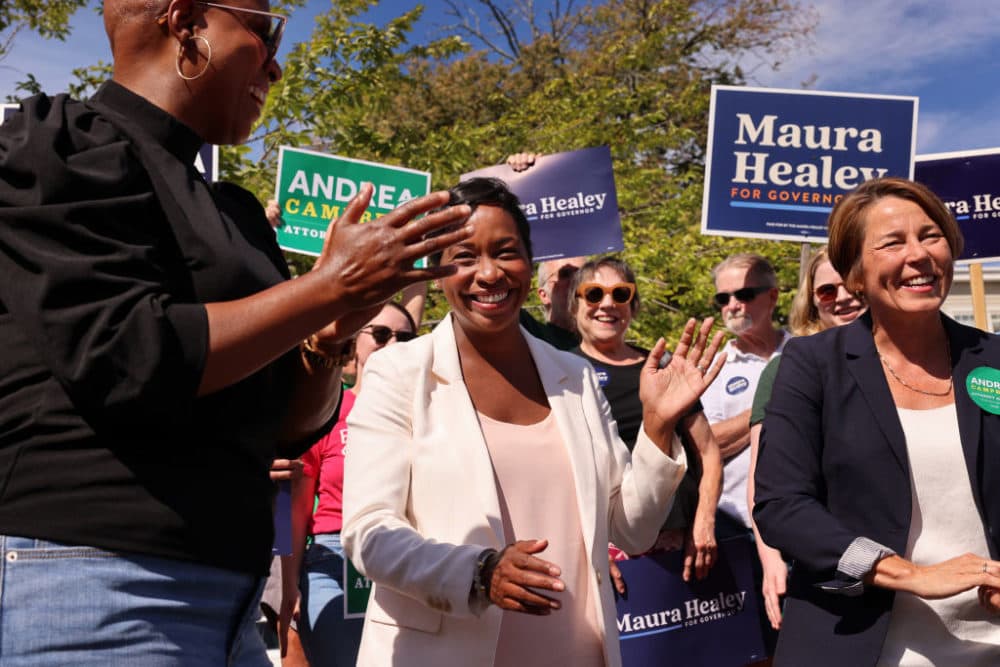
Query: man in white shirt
701 253 789 529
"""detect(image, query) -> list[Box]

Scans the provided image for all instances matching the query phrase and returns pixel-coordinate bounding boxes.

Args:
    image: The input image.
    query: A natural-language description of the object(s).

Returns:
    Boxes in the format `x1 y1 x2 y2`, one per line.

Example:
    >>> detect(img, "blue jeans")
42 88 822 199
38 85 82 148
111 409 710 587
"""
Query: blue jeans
0 535 270 667
298 532 364 667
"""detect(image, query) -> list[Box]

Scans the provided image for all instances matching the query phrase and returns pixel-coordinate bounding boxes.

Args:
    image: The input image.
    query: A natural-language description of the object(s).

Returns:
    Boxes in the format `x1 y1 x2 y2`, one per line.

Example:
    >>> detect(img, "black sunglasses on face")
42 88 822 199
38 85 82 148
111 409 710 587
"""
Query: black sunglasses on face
362 325 416 345
194 2 287 63
577 282 636 305
713 285 770 308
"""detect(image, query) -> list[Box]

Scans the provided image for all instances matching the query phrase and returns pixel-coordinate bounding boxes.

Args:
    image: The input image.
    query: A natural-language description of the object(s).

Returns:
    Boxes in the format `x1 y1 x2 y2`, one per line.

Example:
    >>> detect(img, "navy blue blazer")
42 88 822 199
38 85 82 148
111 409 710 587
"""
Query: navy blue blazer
754 312 1000 666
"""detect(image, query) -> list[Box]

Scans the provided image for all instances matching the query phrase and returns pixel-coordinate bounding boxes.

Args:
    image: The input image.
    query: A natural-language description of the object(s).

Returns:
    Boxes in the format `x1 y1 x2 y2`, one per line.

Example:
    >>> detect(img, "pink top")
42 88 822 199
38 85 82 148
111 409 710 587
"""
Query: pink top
301 389 355 535
478 411 605 667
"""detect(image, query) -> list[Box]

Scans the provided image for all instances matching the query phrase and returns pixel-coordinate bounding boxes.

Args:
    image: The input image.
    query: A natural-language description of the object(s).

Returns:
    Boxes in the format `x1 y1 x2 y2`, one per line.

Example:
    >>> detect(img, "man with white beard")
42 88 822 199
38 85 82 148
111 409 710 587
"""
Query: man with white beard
701 253 788 533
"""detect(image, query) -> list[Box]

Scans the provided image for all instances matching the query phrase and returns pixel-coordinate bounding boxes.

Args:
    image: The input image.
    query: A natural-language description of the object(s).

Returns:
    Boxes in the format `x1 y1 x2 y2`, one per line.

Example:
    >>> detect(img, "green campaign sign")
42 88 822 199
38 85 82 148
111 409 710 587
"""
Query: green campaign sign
344 556 372 618
274 147 431 256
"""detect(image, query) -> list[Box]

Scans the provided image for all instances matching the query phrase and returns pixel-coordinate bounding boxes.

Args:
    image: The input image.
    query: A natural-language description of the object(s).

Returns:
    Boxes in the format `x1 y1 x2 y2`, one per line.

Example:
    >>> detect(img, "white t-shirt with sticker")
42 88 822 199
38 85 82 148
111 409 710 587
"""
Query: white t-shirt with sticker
701 331 789 527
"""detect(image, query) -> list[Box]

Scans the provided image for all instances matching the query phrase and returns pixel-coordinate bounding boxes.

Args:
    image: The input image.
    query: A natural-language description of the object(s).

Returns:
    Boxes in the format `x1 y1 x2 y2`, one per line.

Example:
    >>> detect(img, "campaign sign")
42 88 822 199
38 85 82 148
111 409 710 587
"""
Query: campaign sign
615 536 767 666
702 86 917 243
462 146 623 261
274 147 431 256
344 558 372 619
196 144 219 183
1 104 17 124
915 148 1000 262
272 481 292 556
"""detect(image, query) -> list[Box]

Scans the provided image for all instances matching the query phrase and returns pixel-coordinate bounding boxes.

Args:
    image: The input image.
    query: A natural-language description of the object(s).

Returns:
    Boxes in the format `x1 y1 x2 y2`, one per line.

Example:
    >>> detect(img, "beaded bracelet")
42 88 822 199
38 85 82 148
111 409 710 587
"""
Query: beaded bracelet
301 335 355 370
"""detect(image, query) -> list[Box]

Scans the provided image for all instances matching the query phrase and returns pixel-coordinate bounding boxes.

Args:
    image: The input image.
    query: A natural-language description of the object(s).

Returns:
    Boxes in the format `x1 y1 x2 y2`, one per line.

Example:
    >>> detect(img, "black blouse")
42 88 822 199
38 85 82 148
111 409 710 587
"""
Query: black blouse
0 81 314 575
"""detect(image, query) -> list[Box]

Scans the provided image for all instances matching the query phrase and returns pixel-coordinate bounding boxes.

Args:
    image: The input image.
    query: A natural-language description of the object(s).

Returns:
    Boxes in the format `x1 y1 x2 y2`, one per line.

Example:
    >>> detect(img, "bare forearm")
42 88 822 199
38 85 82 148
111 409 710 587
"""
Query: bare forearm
399 282 426 328
278 362 343 446
711 410 752 459
864 552 1000 601
285 474 318 604
642 418 682 455
199 270 349 396
681 412 722 514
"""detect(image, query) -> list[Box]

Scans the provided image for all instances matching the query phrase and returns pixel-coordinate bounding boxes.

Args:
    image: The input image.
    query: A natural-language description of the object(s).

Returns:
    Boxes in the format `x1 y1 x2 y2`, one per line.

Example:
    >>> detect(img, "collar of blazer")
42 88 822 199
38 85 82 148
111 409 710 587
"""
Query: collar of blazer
843 311 987 510
429 313 572 387
427 313 599 554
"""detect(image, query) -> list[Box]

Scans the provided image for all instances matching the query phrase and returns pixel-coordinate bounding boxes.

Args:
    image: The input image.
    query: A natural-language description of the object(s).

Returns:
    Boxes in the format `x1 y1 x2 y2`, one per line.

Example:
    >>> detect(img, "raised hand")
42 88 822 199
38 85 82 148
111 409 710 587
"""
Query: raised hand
310 184 472 340
264 198 283 229
505 152 542 172
639 317 726 441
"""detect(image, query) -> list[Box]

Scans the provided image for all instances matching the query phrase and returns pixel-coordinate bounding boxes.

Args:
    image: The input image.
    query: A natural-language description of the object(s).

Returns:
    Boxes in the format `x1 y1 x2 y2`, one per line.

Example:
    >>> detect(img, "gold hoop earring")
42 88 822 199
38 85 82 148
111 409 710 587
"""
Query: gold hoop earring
176 35 212 81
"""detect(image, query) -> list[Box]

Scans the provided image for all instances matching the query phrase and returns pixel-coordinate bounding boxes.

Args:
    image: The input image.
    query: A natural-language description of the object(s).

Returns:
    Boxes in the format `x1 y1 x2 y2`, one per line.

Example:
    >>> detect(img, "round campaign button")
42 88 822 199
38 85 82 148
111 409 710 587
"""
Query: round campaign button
966 366 1000 415
726 376 750 396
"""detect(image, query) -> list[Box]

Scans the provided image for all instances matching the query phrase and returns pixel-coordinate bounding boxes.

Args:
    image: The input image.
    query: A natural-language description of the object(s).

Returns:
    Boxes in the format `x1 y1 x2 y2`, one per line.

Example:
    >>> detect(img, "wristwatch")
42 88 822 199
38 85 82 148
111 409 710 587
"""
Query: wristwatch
472 548 500 603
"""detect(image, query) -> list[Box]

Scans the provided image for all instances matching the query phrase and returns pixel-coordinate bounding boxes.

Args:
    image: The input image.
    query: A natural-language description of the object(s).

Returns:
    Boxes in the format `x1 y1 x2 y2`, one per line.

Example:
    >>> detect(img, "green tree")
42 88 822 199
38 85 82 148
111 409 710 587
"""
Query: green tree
238 0 815 341
0 0 88 57
1 0 90 98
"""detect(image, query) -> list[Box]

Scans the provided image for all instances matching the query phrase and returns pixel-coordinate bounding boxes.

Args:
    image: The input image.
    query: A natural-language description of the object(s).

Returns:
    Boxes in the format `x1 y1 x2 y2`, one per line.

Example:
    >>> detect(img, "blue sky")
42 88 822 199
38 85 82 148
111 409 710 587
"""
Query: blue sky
1 0 998 155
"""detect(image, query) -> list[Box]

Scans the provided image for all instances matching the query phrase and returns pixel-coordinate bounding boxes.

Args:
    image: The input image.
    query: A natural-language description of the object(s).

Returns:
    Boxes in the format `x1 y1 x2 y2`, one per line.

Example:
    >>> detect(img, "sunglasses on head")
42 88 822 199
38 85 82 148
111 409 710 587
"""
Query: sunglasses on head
814 282 845 304
577 282 636 305
173 2 286 64
713 285 770 308
362 325 416 345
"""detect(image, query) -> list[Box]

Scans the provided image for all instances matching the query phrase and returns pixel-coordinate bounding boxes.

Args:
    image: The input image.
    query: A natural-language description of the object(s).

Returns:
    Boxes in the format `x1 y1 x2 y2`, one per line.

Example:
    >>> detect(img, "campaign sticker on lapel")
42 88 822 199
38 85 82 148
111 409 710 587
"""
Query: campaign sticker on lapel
966 367 1000 415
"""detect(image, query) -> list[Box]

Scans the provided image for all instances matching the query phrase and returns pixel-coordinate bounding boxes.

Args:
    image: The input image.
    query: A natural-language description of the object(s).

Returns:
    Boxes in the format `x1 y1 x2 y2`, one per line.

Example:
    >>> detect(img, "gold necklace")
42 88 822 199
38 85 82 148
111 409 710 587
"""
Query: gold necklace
878 344 953 397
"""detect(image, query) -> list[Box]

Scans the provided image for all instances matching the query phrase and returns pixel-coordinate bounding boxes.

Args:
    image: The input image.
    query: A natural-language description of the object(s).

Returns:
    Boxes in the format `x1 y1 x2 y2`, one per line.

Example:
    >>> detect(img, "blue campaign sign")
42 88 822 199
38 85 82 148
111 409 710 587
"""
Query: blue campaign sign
196 144 219 183
915 148 1000 263
462 146 623 261
272 480 292 556
702 86 917 243
615 536 767 666
1 103 19 125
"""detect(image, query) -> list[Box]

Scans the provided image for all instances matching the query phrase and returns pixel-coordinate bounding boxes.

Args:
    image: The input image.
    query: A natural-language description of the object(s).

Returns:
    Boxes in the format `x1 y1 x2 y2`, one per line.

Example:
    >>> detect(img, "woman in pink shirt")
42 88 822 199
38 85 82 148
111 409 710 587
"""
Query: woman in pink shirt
285 302 417 667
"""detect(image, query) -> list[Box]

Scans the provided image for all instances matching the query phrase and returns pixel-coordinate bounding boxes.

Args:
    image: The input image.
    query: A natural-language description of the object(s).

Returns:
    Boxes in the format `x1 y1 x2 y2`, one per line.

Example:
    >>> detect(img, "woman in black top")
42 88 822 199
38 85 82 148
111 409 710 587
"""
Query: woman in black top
570 256 722 583
0 1 471 665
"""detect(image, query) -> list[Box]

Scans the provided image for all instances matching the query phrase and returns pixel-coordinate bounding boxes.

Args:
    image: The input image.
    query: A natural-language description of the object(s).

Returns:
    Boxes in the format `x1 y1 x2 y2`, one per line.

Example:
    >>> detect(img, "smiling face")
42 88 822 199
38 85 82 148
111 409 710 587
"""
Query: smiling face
574 265 634 349
185 0 283 144
714 266 777 338
438 205 532 339
812 260 865 329
859 195 953 322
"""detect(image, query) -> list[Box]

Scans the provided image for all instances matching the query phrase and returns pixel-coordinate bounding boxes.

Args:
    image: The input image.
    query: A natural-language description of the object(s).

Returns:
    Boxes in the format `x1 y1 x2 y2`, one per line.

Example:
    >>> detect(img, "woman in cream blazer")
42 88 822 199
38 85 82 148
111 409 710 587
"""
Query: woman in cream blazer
342 177 723 667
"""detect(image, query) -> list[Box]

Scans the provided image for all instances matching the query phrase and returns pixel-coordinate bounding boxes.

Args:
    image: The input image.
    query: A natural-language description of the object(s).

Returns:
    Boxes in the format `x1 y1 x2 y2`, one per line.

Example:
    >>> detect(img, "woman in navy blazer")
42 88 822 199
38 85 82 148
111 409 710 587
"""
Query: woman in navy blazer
754 177 1000 666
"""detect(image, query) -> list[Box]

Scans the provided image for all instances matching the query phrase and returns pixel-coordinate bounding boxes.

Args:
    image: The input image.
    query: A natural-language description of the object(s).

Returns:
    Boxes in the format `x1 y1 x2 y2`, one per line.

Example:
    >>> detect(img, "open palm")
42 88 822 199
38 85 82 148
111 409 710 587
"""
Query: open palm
639 318 726 435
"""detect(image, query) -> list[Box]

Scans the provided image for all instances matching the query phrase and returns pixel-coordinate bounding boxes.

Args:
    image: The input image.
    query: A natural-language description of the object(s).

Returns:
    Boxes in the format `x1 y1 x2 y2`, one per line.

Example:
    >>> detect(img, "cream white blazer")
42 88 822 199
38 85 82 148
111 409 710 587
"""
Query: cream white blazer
342 315 687 667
